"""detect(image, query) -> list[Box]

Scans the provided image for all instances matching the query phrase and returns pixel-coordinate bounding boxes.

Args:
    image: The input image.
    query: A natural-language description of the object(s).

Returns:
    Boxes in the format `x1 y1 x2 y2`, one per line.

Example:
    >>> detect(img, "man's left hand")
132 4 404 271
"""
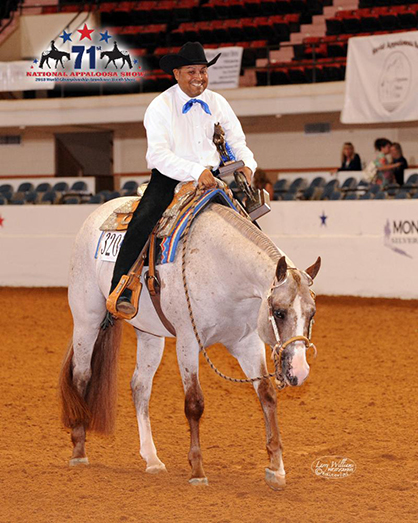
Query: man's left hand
236 166 252 184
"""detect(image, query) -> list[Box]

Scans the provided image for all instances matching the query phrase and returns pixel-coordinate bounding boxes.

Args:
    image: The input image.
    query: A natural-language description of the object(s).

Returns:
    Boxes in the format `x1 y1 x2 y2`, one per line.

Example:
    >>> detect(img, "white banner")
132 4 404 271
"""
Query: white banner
205 47 243 90
0 61 55 92
341 31 418 123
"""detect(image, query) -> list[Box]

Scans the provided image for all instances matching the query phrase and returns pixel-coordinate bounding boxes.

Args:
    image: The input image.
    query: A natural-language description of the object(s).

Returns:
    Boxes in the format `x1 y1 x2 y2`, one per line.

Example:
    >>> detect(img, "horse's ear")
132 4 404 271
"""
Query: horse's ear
276 256 288 283
305 256 321 281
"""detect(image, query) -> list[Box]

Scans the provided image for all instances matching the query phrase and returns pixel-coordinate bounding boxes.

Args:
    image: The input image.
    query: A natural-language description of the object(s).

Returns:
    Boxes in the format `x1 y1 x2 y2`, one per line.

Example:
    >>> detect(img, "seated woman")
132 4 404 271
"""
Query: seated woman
390 142 408 186
373 138 402 187
338 142 362 171
252 168 274 200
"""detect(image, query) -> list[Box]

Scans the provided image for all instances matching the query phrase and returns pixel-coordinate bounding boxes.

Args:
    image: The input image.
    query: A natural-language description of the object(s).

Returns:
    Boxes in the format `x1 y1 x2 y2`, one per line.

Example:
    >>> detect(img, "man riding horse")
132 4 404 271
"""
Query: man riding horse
108 42 256 315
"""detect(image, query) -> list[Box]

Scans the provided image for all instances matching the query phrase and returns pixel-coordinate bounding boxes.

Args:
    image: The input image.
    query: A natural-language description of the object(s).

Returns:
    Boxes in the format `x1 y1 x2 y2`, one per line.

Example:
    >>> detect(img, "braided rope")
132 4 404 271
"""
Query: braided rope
180 187 285 388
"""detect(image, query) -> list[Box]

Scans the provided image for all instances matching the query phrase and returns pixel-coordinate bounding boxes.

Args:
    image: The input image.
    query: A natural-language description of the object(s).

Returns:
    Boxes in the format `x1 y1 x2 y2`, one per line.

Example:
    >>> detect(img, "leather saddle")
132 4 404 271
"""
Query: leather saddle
104 180 242 331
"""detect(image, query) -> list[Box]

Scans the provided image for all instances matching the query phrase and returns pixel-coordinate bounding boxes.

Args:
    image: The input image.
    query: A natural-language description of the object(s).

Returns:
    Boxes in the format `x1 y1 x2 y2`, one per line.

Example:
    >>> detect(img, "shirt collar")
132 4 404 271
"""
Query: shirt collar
175 83 206 102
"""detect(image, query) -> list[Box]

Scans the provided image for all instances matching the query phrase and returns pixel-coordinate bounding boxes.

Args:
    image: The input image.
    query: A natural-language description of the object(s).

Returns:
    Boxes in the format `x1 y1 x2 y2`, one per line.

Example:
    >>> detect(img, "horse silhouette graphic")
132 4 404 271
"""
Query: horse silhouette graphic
39 41 70 69
100 42 133 69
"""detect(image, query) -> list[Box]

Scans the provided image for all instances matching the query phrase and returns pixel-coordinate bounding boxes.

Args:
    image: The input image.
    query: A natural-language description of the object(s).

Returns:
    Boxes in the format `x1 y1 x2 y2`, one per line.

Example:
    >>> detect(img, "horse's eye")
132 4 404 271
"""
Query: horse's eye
274 309 286 320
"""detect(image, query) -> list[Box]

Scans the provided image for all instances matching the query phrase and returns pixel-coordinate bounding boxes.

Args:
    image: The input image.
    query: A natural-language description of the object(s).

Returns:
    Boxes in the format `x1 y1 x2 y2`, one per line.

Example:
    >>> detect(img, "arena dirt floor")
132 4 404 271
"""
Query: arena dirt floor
0 288 417 523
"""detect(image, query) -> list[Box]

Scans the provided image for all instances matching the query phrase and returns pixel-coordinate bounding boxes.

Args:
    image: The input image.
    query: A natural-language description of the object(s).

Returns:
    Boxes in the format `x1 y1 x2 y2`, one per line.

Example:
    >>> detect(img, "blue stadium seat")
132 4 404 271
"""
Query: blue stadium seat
309 176 326 188
282 192 296 201
64 196 81 204
359 192 374 200
344 193 358 200
0 196 6 205
385 183 400 197
35 182 52 193
88 194 104 204
40 190 58 204
273 178 288 200
394 191 409 199
17 182 34 193
368 184 381 195
374 191 387 200
340 176 357 192
0 184 13 194
405 173 418 186
107 191 121 201
25 191 39 204
52 182 69 192
121 180 139 195
329 190 342 200
412 192 418 199
71 181 88 192
321 179 340 200
287 177 307 194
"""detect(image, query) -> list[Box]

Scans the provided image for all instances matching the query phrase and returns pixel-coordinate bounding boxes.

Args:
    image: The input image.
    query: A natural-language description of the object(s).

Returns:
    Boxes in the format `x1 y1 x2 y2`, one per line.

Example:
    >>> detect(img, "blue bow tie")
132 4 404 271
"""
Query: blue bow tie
182 98 212 115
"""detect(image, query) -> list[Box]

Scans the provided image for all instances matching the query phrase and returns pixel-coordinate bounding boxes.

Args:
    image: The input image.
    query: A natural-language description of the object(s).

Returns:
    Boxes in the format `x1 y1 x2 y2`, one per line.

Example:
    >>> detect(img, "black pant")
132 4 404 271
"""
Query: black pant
110 169 179 293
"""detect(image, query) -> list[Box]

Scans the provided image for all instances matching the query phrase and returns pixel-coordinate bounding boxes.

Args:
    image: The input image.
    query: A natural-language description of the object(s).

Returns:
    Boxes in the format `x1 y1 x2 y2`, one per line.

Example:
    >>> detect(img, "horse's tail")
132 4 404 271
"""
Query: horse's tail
59 320 123 434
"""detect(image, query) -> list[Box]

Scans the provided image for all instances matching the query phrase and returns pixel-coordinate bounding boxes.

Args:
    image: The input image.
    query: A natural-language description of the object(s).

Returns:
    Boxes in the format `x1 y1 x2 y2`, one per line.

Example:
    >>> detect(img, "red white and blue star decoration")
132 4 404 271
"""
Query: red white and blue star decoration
319 211 327 226
77 23 95 41
60 30 72 43
0 215 4 227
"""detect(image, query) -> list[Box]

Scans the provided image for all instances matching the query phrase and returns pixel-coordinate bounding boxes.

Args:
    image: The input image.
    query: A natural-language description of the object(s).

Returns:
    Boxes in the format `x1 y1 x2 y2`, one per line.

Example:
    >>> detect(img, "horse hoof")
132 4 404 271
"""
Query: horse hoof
265 468 286 490
69 457 89 467
189 477 209 486
146 463 167 474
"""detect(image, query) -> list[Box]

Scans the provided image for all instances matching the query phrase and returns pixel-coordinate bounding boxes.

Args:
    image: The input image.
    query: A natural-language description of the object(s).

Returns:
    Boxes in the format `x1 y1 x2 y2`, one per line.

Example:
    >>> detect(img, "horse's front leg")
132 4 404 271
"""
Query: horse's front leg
229 335 285 490
131 329 166 474
176 336 207 485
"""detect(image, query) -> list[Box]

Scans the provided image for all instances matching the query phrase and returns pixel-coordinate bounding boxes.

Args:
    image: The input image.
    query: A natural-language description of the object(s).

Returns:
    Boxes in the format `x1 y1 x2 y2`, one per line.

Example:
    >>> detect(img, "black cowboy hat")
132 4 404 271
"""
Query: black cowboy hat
160 42 221 75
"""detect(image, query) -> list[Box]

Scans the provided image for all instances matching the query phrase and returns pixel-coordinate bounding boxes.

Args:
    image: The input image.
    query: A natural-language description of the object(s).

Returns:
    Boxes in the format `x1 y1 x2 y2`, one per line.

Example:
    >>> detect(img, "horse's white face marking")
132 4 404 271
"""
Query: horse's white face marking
289 294 310 385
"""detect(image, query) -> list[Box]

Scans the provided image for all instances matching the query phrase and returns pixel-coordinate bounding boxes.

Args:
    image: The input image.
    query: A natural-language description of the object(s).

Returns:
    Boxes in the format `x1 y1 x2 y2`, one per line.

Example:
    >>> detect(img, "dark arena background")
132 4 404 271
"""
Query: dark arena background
0 1 417 522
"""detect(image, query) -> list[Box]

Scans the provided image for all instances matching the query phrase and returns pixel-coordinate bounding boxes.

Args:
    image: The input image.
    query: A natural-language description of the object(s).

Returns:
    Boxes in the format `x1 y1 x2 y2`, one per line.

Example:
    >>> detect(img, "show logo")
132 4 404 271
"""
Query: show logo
26 24 144 84
384 218 418 259
378 51 412 113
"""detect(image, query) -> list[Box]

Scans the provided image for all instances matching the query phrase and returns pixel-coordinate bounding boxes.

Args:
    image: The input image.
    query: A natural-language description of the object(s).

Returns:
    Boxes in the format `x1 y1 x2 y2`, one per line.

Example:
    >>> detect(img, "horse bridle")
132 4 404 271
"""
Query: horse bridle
267 268 317 389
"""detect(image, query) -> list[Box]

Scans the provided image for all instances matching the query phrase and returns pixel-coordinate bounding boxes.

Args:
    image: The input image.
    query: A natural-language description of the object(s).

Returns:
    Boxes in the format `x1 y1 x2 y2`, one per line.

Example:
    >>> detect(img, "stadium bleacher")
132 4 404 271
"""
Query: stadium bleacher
1 172 417 204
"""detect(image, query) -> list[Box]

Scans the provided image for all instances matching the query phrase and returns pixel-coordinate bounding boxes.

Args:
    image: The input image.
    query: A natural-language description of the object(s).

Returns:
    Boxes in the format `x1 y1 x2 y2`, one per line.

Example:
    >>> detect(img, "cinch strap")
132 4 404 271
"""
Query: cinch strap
182 99 212 115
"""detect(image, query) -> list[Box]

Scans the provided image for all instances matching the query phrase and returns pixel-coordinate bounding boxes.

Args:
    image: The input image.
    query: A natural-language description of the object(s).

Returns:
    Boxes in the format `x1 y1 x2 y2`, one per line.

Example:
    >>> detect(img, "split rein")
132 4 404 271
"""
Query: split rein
180 187 317 391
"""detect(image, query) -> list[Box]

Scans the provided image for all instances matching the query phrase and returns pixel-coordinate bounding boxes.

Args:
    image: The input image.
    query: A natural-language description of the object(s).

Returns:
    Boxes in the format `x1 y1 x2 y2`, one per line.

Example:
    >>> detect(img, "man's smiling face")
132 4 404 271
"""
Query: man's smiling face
174 64 209 98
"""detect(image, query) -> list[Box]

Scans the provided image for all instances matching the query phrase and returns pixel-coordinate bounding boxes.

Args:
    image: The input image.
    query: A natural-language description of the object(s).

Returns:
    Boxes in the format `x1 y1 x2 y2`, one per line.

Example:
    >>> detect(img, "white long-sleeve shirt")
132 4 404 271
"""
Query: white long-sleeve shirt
143 84 257 182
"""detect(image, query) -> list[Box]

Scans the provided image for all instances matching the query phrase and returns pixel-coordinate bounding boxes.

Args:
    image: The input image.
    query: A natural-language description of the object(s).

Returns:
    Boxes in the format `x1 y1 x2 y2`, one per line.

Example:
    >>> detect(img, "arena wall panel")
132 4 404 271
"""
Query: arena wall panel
1 201 417 298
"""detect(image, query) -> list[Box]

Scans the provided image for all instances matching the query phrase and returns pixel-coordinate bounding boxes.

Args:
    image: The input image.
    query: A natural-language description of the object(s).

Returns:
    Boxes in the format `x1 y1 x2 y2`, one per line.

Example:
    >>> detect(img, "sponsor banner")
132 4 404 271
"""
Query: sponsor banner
25 24 144 86
0 201 417 294
341 31 418 123
206 47 243 90
0 61 54 92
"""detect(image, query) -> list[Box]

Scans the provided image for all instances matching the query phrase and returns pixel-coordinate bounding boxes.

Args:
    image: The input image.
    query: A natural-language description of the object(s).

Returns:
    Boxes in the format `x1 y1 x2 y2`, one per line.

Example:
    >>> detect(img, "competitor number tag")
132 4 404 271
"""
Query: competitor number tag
97 231 125 262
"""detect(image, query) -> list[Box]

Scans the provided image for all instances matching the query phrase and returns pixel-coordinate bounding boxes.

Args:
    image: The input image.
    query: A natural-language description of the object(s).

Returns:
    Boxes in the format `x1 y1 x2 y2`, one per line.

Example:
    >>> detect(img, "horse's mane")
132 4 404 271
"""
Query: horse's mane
210 204 281 263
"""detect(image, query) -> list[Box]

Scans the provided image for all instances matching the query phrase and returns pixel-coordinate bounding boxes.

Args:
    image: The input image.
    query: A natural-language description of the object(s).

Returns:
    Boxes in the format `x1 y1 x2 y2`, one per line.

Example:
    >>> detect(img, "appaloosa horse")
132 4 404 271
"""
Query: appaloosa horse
39 49 70 69
100 49 133 69
59 198 320 490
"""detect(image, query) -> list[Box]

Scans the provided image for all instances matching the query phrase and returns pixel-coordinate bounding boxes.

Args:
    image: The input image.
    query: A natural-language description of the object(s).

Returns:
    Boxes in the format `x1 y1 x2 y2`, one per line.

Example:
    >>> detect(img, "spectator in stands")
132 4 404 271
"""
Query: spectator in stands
373 138 402 187
338 142 362 171
390 142 408 186
107 42 257 316
252 168 274 200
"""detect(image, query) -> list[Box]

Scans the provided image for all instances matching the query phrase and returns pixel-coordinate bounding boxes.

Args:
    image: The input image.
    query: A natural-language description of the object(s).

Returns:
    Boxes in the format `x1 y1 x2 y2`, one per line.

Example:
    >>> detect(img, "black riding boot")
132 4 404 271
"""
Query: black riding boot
109 169 179 310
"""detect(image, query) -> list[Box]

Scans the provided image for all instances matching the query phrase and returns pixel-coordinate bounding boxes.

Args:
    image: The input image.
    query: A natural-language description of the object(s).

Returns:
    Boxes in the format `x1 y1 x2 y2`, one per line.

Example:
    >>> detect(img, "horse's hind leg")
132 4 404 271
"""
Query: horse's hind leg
229 334 286 490
64 277 107 466
68 317 103 465
176 336 207 485
131 330 166 474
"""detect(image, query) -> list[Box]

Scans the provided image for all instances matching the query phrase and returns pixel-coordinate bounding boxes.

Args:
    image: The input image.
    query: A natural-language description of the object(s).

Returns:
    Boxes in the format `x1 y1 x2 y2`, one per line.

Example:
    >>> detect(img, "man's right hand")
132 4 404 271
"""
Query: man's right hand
198 169 217 190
